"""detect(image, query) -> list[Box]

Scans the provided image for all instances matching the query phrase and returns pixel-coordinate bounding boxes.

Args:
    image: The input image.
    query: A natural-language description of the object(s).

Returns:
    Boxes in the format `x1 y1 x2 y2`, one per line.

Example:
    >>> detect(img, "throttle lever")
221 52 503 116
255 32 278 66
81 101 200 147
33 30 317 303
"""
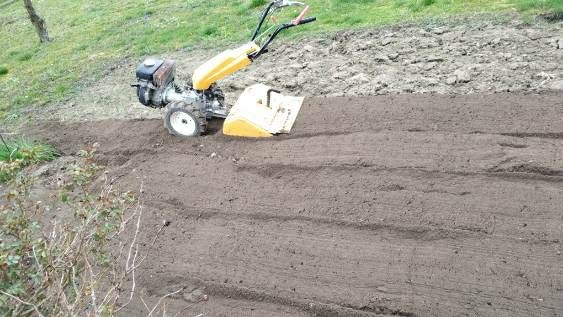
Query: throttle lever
292 5 309 25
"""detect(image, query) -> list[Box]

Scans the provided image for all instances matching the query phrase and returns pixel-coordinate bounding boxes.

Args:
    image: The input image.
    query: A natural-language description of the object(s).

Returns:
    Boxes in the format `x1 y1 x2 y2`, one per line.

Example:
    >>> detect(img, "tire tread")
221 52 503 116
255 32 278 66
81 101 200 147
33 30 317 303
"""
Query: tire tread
164 101 207 137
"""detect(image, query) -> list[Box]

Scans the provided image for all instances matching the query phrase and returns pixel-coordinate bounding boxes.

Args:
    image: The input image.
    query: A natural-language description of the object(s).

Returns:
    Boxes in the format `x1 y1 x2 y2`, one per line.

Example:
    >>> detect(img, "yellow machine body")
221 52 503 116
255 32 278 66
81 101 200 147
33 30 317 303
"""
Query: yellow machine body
192 42 260 90
191 43 304 138
223 84 304 138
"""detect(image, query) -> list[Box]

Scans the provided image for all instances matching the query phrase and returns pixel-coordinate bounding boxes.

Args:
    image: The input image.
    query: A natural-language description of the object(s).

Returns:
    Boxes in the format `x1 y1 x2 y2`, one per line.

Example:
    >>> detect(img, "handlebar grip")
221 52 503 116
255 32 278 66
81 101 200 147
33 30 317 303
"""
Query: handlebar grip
298 16 316 25
292 5 309 25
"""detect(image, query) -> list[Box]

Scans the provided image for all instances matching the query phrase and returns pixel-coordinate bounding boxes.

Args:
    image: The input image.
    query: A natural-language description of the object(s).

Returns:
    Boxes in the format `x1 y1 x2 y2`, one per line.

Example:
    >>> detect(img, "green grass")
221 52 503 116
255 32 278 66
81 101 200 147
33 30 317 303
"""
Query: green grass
0 0 560 116
511 0 563 13
249 0 268 9
0 139 58 182
0 139 57 162
395 0 437 12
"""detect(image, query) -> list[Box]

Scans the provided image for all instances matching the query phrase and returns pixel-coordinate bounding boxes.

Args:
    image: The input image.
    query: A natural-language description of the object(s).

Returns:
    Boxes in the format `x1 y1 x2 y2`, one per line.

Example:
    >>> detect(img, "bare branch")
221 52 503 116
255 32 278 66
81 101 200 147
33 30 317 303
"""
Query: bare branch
0 290 45 317
84 254 98 314
1 159 155 316
140 296 151 312
147 288 184 317
114 195 144 313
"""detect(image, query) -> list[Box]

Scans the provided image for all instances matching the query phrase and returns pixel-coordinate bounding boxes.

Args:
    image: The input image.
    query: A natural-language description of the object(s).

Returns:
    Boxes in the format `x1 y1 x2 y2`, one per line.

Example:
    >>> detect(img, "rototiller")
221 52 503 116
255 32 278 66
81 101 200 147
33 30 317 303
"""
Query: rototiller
133 0 316 137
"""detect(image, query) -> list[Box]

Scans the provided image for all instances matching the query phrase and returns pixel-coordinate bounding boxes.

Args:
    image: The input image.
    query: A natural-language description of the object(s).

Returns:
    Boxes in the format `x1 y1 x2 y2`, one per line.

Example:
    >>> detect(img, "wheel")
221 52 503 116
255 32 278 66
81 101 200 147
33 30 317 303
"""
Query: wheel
164 101 207 137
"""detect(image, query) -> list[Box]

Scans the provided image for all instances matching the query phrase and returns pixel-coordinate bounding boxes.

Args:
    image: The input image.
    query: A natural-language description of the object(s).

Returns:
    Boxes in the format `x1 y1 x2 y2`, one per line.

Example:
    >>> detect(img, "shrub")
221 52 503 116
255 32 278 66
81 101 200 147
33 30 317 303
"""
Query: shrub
0 146 145 316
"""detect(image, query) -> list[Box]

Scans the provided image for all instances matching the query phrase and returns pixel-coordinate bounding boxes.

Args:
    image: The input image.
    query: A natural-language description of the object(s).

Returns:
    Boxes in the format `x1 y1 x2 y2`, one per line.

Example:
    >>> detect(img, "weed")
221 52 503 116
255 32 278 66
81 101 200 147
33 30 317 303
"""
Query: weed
16 52 33 62
0 66 7 76
8 50 34 63
202 25 218 36
0 138 58 182
248 0 267 9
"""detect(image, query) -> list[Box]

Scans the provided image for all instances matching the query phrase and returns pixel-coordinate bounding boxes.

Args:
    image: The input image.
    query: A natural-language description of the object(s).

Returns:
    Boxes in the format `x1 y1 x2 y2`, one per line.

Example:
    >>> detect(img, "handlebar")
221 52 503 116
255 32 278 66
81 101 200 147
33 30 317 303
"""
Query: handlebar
249 1 316 60
297 16 316 25
291 5 309 25
251 1 276 42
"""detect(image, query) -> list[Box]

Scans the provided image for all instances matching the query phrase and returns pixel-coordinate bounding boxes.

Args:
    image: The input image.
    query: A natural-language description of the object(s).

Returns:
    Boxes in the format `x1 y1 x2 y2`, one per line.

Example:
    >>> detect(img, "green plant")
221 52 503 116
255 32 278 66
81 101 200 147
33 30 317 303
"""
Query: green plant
0 66 8 76
0 146 144 316
248 0 267 9
201 25 218 36
16 52 33 62
0 138 58 182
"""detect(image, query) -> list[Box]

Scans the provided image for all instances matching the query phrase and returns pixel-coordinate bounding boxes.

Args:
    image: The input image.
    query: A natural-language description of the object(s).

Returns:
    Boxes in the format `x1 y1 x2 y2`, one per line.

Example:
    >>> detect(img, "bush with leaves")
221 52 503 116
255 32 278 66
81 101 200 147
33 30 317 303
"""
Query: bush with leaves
0 146 146 316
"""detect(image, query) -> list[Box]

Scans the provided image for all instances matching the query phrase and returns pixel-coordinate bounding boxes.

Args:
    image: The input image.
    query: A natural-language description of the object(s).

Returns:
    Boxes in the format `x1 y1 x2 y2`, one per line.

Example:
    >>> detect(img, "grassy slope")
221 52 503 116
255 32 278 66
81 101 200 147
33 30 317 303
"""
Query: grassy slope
0 0 561 118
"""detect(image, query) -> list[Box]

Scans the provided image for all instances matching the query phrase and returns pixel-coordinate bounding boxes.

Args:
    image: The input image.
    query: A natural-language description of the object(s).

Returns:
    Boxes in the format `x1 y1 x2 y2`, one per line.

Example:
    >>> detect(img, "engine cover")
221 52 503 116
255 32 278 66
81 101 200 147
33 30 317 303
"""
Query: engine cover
135 58 177 107
153 60 176 88
136 58 164 82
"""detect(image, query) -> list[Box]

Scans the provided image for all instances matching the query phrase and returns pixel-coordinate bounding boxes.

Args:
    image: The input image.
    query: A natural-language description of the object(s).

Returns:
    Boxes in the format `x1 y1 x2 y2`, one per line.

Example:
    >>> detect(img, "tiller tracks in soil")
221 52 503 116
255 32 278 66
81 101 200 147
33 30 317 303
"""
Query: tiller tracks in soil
36 91 563 317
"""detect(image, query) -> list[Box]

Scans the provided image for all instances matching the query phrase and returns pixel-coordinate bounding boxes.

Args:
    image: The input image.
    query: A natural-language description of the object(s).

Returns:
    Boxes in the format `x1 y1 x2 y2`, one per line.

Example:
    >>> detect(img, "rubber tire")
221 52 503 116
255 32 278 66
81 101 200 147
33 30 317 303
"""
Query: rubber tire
164 101 207 137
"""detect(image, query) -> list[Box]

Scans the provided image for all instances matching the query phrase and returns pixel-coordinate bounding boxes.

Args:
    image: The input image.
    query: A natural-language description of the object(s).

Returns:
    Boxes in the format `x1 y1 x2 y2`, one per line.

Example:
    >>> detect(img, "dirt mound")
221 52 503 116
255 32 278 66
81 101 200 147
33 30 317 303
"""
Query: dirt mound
33 91 563 317
33 15 562 124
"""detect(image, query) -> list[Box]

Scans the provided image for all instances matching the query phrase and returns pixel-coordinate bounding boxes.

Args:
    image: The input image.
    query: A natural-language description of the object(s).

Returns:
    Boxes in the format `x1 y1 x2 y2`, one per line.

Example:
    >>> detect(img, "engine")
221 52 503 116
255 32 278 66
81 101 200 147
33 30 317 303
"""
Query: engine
134 57 229 119
135 58 184 108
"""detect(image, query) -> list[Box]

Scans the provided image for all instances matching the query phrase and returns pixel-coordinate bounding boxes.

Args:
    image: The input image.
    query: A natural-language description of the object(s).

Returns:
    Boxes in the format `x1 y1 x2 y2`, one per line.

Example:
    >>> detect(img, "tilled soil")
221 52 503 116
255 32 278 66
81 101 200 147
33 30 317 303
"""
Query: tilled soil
34 91 563 317
35 15 562 122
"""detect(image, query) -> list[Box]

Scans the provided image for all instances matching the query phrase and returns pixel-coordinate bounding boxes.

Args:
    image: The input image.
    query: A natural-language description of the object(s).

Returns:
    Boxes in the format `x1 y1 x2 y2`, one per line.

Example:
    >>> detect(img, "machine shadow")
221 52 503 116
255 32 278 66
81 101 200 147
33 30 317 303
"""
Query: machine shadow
206 118 225 135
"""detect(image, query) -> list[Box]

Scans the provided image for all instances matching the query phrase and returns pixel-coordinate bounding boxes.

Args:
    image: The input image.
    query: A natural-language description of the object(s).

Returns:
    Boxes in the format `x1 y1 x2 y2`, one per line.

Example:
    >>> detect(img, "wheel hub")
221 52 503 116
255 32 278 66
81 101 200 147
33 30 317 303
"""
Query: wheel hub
170 111 197 136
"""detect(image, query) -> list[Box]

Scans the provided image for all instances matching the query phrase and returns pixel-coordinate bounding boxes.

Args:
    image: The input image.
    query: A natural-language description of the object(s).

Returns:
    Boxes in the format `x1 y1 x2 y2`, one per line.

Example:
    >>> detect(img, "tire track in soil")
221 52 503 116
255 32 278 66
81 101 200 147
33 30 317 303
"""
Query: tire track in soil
136 213 562 317
32 92 563 317
145 275 417 317
144 200 475 242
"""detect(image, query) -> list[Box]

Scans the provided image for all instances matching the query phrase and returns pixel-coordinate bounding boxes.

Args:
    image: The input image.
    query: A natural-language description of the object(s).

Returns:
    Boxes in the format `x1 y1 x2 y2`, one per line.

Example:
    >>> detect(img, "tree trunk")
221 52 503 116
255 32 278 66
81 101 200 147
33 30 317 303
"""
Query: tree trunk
22 0 51 43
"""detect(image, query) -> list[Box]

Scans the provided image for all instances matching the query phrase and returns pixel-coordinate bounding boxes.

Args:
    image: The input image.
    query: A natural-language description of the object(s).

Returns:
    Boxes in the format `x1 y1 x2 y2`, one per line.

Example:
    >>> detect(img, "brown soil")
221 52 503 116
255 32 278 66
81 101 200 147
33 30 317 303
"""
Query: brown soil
32 15 562 123
33 91 563 317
